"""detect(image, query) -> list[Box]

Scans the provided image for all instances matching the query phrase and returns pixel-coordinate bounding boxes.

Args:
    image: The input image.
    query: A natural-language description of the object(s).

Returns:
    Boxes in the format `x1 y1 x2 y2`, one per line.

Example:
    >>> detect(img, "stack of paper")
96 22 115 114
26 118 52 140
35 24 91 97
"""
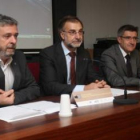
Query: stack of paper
0 101 76 122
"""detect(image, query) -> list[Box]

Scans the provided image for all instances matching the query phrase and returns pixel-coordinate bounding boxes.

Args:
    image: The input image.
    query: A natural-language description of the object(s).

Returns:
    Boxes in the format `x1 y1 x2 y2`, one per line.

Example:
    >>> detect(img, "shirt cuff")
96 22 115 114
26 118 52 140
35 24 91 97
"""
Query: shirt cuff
73 85 84 92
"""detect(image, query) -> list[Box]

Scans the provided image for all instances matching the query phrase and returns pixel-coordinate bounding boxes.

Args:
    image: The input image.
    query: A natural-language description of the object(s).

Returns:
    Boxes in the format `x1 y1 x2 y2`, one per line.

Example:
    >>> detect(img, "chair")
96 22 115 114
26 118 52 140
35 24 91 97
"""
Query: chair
27 62 40 83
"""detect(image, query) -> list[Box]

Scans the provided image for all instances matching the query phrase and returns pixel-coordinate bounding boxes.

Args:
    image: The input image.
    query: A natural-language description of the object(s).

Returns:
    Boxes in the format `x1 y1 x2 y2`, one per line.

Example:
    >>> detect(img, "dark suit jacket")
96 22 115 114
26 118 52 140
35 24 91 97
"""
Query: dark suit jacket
40 42 103 96
0 51 40 105
101 44 140 86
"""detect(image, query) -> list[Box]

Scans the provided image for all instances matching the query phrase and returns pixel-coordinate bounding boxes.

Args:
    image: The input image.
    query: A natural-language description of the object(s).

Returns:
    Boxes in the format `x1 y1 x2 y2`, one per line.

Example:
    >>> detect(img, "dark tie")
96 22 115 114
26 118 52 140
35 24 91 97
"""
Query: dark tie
69 52 76 85
125 54 133 77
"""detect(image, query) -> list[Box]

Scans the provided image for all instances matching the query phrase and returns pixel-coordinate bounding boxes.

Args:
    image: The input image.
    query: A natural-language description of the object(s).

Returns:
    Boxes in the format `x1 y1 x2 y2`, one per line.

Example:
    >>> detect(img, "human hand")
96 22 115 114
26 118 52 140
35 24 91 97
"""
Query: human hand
84 80 110 90
84 82 103 90
95 80 110 88
0 89 15 105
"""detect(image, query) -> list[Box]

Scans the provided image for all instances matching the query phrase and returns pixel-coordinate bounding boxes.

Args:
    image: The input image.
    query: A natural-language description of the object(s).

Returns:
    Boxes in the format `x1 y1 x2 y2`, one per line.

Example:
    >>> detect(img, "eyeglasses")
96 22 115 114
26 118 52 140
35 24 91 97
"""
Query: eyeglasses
62 30 84 36
121 36 138 41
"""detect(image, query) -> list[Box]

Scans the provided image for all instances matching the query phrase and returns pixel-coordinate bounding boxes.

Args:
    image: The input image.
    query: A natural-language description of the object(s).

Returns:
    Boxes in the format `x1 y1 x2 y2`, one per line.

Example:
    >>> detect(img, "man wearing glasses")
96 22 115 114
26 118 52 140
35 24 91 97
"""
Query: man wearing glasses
101 24 140 86
40 15 109 96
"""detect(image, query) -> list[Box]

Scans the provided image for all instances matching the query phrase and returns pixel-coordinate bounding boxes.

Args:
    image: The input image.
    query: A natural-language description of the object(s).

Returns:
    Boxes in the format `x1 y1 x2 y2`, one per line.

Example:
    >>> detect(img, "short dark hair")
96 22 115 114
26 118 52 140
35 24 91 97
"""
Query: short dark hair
0 14 18 27
58 15 83 33
117 24 138 37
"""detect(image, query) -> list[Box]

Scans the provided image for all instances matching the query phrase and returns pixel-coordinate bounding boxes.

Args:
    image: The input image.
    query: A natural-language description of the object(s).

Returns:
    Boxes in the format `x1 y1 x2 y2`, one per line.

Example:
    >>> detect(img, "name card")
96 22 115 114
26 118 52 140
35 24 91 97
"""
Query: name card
72 88 113 107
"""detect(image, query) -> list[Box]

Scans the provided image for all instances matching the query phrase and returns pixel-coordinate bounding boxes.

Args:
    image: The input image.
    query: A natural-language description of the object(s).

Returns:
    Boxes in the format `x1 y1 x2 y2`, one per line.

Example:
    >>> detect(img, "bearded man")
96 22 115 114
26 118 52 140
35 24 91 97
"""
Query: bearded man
40 15 109 96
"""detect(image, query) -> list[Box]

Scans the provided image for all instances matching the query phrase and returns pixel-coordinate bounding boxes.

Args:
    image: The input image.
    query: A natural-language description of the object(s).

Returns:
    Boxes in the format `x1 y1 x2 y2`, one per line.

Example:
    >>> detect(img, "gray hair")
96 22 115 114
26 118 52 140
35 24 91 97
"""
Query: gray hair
117 24 138 37
0 14 18 26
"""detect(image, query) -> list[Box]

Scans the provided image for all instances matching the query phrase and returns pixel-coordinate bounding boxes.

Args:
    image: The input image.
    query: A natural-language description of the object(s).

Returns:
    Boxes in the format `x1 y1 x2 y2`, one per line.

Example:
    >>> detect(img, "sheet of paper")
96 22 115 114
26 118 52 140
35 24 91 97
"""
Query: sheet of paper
0 101 76 122
111 88 139 96
18 101 76 114
0 106 45 122
76 97 113 107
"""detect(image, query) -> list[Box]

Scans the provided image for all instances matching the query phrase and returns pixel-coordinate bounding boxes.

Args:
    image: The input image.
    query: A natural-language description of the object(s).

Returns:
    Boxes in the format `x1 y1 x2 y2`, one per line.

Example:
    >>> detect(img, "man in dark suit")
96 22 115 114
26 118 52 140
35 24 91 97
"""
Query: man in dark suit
0 14 40 106
40 15 109 96
101 24 140 86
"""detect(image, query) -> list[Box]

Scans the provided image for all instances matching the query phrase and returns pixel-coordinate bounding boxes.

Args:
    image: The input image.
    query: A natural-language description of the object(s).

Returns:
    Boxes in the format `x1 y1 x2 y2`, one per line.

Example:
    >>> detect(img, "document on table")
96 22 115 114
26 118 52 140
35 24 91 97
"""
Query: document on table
0 101 76 122
72 88 139 107
111 88 139 96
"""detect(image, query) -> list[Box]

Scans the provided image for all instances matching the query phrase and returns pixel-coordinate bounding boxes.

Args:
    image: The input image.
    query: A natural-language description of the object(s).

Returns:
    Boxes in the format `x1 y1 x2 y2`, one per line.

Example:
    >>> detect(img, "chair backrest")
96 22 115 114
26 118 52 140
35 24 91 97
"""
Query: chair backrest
27 62 40 82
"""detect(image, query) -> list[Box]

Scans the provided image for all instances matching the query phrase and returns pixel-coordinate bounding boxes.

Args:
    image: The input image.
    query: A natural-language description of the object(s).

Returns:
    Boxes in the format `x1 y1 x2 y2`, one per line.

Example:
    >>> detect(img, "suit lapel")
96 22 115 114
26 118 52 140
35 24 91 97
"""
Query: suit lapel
116 45 127 75
76 55 83 83
11 59 21 90
0 67 5 90
55 43 67 83
76 47 87 83
130 52 136 76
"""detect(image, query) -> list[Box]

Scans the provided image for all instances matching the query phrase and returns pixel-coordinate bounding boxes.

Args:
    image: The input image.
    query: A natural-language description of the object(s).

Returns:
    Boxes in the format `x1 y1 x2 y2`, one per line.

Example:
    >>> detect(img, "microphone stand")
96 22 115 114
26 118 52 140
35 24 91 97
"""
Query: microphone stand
86 59 139 105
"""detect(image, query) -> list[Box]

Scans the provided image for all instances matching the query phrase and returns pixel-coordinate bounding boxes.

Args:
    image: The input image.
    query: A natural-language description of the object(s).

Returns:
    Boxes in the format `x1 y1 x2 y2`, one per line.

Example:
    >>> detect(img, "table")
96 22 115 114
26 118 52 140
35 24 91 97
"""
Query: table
0 89 140 140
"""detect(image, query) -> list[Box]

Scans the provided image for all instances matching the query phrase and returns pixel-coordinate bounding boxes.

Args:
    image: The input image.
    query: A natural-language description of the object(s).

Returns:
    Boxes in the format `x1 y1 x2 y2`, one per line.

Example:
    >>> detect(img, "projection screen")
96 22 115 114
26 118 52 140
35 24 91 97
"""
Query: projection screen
0 0 53 49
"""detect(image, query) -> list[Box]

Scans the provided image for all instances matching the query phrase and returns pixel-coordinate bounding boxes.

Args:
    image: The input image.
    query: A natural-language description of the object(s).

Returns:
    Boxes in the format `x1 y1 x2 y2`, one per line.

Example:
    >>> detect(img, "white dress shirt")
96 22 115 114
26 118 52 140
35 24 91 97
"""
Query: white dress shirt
0 58 14 91
61 42 84 92
119 45 130 63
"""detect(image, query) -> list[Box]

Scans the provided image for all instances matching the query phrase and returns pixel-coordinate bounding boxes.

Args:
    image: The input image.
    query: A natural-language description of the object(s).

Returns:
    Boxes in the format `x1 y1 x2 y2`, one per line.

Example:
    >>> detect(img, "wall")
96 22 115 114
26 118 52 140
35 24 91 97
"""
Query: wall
52 0 76 43
77 0 140 48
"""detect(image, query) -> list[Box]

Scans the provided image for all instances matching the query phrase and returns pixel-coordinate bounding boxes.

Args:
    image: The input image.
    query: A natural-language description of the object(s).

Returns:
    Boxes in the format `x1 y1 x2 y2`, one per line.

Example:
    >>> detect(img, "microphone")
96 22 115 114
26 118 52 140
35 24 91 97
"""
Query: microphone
83 58 139 105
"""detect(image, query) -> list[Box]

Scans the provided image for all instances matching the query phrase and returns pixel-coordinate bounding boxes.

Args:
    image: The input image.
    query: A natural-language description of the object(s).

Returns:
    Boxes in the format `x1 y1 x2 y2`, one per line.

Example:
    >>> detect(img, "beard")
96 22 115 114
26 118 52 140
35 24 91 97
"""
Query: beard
0 46 15 59
5 50 15 57
67 39 82 48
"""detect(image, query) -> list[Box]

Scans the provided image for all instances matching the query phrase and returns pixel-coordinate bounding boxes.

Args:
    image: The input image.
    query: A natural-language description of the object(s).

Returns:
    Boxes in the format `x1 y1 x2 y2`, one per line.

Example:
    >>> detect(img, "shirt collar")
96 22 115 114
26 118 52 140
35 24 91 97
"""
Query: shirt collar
119 45 130 58
0 57 13 67
61 41 77 56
